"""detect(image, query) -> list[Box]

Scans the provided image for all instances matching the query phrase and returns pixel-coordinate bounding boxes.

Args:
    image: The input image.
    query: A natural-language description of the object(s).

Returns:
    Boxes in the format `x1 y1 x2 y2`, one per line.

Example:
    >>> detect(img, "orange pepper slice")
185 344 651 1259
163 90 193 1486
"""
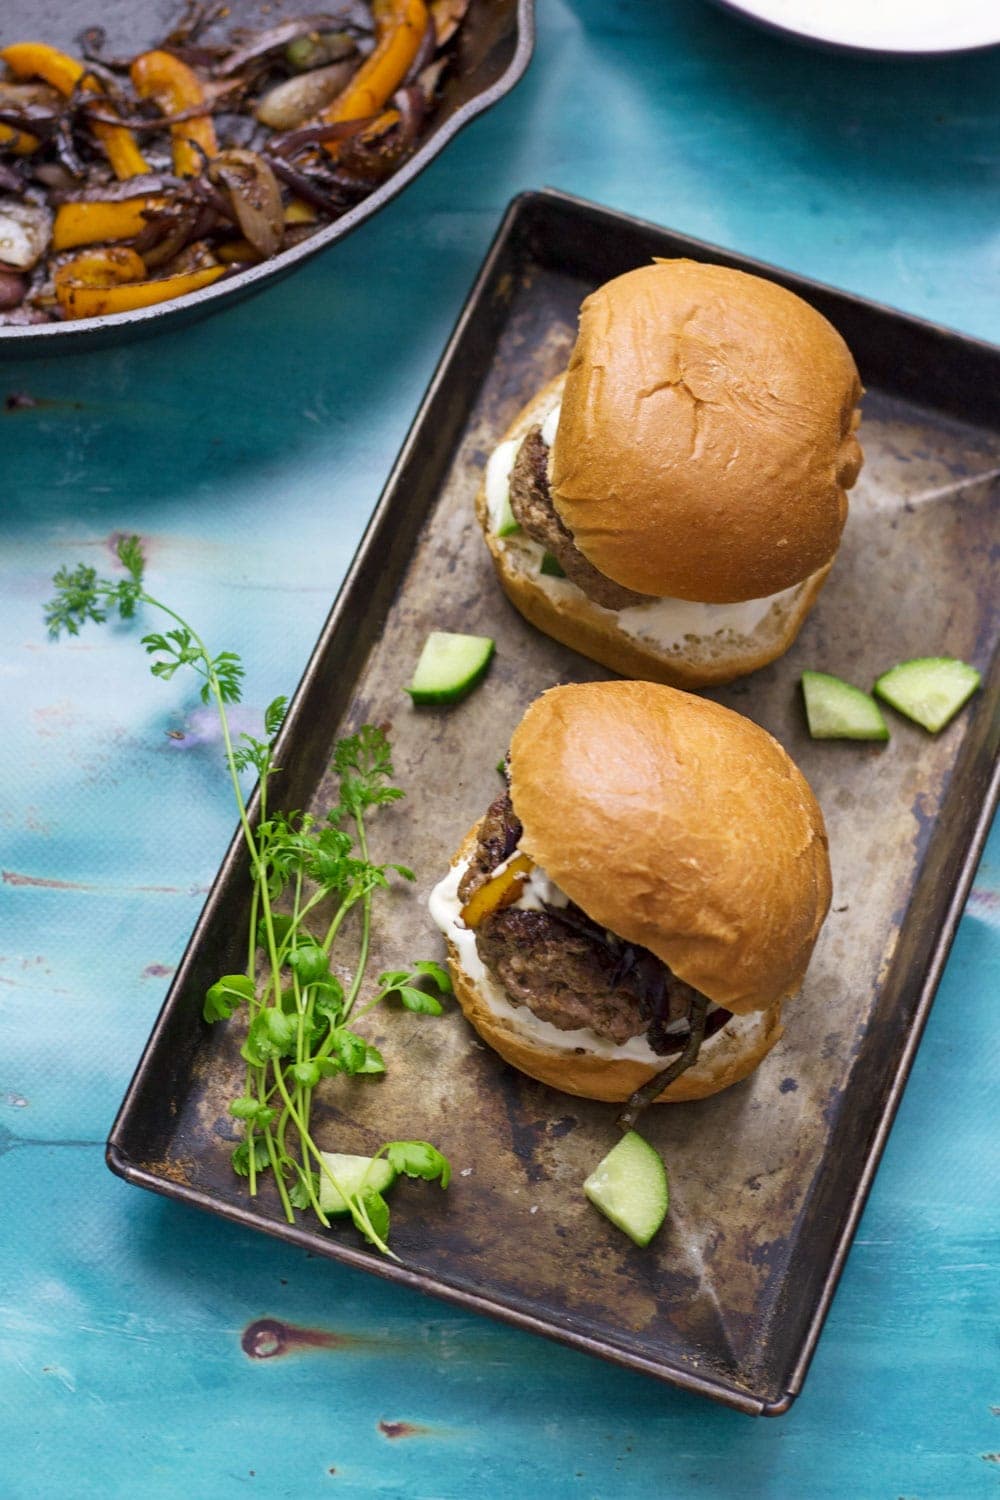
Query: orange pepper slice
320 0 427 153
215 238 260 264
54 246 147 290
56 264 225 320
0 121 40 154
459 854 534 930
51 198 165 252
130 50 217 177
0 42 148 179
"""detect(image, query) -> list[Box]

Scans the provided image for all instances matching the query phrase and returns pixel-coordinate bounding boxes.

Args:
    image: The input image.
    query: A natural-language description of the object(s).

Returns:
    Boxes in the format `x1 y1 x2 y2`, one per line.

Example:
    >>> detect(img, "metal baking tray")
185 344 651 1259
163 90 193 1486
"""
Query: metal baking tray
0 0 534 353
107 188 1000 1415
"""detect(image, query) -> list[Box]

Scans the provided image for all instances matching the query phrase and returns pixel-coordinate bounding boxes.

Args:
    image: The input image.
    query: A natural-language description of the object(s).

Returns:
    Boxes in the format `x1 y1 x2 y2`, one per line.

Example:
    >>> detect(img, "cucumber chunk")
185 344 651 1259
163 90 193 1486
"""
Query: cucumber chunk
406 632 495 705
485 437 522 538
801 671 889 741
584 1131 669 1247
318 1152 396 1214
493 489 520 539
539 551 566 578
874 657 981 733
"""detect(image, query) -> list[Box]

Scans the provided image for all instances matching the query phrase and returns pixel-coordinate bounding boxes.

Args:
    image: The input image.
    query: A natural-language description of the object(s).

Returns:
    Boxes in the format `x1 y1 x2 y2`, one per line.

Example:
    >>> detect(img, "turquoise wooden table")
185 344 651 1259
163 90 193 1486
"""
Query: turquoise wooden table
2 2 998 1494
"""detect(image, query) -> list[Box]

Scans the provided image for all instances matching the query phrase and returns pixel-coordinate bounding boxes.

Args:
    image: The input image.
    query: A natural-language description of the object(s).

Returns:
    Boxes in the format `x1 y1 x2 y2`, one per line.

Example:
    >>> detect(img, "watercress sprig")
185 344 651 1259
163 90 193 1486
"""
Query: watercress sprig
47 536 450 1255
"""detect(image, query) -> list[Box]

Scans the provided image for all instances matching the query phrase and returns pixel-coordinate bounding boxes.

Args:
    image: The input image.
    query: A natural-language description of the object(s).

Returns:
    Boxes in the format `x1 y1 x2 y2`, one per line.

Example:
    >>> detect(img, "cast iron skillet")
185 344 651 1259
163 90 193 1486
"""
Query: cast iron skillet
0 0 534 354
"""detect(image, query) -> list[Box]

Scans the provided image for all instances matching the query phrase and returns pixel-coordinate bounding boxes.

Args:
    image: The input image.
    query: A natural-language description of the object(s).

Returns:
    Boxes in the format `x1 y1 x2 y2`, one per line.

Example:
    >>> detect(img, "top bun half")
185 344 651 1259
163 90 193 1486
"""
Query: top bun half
549 260 864 603
508 681 832 1014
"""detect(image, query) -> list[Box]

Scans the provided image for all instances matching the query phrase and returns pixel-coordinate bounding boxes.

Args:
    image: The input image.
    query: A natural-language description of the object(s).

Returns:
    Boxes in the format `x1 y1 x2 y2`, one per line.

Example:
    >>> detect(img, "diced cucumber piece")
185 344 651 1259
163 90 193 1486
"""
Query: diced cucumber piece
584 1131 669 1247
801 671 889 741
318 1152 396 1214
406 631 495 706
539 551 566 578
485 437 522 538
874 657 981 733
494 491 520 539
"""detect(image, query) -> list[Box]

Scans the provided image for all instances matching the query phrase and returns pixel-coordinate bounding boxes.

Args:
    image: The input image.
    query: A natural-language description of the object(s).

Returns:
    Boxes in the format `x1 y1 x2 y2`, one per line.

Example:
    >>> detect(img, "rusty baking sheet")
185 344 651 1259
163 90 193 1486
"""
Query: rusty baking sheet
108 189 1000 1415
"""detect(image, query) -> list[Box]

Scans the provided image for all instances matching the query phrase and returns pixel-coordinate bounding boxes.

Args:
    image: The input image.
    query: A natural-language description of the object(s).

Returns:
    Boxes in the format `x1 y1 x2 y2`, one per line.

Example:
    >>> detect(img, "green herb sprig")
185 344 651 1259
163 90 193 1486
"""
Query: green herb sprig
47 536 450 1256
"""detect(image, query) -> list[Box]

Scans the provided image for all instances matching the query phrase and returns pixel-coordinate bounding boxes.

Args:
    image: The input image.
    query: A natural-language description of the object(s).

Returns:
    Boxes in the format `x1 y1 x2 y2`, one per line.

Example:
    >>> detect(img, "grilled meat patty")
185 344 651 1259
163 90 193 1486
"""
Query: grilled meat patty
507 427 652 611
459 792 717 1055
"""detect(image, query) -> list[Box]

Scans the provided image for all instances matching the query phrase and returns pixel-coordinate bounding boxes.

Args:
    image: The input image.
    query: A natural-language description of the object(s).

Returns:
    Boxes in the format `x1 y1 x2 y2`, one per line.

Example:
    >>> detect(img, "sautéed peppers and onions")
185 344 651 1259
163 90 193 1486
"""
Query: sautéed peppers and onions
0 0 467 323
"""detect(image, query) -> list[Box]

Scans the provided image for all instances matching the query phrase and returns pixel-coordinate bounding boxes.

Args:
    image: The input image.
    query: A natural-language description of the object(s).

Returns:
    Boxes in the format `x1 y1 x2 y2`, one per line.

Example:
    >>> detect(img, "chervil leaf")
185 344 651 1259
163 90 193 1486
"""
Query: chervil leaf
287 942 330 985
333 725 405 819
264 696 288 737
231 1139 271 1177
204 973 256 1023
233 734 272 776
288 1169 319 1210
331 1030 385 1076
412 960 452 994
229 1097 276 1128
116 534 145 584
395 986 443 1016
241 1008 295 1065
385 1141 451 1188
352 1187 390 1246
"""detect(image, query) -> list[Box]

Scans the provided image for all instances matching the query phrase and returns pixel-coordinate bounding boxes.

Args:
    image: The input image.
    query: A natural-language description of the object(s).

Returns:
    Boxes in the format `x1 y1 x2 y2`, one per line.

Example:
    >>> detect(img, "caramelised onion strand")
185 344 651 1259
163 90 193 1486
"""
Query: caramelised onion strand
402 17 437 85
81 94 242 132
214 15 346 76
0 107 59 137
391 84 424 146
616 992 711 1132
264 115 377 159
264 154 346 216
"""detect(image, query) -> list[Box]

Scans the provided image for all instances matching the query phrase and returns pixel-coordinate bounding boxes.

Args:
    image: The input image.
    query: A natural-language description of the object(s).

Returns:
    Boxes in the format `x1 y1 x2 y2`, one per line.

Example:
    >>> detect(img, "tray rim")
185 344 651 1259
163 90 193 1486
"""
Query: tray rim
106 186 1000 1417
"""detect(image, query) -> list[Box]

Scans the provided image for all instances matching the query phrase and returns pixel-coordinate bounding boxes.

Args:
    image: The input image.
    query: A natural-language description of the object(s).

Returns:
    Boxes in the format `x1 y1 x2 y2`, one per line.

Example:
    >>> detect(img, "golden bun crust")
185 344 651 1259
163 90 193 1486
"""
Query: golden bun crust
550 259 863 602
476 376 833 689
443 823 784 1103
509 681 832 1014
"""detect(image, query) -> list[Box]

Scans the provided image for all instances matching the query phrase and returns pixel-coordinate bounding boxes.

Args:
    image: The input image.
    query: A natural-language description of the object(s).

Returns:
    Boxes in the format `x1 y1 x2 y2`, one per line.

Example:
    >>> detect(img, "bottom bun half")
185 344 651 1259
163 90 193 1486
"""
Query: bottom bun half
444 928 784 1106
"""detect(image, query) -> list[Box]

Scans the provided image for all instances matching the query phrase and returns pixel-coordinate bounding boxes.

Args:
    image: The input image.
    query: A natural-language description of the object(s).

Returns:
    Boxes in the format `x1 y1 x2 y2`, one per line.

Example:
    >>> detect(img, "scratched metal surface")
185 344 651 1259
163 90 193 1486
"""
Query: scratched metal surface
106 194 1000 1413
2 0 1000 1492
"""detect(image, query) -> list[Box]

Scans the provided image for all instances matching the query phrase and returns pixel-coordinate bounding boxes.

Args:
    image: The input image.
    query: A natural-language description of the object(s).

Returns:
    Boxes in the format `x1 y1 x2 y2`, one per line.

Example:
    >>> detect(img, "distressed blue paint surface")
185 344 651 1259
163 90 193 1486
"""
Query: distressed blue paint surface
2 1 998 1494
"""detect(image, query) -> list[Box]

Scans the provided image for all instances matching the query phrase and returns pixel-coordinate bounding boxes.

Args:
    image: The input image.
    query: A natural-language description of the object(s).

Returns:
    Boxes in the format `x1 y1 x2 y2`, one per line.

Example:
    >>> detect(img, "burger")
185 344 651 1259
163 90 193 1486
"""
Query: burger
478 259 864 688
430 681 831 1109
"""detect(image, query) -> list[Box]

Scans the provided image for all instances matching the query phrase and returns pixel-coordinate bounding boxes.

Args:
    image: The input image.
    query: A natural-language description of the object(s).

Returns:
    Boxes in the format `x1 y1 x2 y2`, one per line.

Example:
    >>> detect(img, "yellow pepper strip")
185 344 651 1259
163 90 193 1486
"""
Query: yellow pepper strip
129 50 217 178
283 198 317 226
51 198 165 252
0 42 148 179
320 0 427 151
54 245 147 289
0 121 40 154
56 263 224 320
459 854 534 930
215 239 260 264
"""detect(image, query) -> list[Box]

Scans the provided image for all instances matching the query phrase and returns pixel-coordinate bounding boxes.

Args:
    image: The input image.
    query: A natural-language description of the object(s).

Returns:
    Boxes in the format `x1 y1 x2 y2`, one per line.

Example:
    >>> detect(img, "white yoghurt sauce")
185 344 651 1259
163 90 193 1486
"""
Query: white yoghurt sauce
485 400 801 649
428 852 666 1065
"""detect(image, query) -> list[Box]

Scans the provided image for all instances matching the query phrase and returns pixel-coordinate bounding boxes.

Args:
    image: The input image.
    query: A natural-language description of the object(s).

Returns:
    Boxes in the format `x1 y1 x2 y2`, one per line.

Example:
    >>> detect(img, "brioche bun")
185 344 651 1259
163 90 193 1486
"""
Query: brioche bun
476 376 833 689
440 682 831 1104
552 260 864 603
